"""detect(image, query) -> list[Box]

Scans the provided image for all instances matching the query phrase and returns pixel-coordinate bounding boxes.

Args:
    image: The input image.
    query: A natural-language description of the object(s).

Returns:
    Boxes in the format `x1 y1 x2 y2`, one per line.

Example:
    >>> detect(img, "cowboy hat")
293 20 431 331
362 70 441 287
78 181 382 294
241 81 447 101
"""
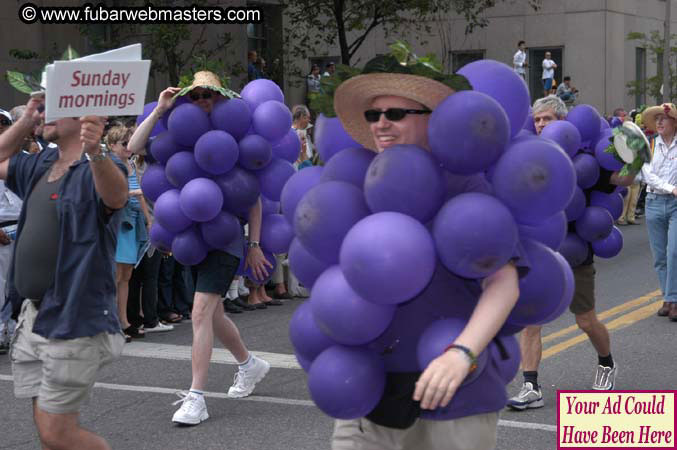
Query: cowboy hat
641 103 677 132
333 73 454 150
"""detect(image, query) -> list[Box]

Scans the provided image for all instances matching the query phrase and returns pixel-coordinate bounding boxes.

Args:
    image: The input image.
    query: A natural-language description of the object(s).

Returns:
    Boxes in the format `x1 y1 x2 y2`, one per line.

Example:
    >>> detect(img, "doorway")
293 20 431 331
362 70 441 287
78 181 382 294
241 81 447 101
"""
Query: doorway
527 47 564 102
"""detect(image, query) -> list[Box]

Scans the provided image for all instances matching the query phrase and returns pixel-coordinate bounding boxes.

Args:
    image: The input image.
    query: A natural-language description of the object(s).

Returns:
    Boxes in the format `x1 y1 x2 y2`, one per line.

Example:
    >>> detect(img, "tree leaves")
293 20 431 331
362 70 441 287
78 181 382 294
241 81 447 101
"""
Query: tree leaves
5 71 39 94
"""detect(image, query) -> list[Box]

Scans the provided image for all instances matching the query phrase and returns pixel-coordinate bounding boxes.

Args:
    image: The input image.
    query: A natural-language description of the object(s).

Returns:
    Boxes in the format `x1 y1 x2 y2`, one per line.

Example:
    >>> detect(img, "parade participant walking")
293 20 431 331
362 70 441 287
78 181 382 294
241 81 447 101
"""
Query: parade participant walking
328 55 524 450
640 103 677 320
508 96 636 411
0 94 128 450
129 71 272 426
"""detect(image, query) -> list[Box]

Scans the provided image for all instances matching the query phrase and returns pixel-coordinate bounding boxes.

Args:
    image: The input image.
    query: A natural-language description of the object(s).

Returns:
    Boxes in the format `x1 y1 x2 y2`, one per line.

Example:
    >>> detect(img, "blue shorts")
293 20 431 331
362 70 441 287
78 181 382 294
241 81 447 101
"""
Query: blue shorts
543 78 553 91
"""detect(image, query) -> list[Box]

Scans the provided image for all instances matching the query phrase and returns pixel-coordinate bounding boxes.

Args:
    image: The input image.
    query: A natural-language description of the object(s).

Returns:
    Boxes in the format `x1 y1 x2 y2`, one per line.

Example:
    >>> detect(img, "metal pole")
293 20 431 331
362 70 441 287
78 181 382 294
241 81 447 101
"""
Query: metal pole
663 0 672 103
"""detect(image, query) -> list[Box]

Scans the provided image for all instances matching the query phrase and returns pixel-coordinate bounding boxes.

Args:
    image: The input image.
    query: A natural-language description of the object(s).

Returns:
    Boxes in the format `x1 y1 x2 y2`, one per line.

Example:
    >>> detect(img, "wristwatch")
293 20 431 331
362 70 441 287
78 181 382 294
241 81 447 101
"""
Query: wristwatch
85 148 109 163
247 241 260 249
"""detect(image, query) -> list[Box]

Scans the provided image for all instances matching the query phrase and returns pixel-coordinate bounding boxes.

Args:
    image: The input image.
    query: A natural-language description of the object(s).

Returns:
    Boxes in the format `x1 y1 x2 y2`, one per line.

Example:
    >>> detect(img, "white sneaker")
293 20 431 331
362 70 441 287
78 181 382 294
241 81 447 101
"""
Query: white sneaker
226 288 239 301
172 391 209 425
238 278 250 297
228 355 270 398
145 322 174 333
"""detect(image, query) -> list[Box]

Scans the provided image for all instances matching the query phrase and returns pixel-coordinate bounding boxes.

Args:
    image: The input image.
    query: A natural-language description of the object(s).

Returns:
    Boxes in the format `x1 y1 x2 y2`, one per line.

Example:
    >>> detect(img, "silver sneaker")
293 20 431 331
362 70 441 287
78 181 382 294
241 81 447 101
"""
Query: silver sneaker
172 391 209 425
228 355 270 398
507 382 544 410
592 365 617 390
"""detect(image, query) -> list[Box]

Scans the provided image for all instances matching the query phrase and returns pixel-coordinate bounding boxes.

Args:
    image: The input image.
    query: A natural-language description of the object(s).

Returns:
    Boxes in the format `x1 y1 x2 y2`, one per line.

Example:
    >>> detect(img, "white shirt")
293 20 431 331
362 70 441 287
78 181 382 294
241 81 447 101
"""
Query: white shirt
0 181 22 223
542 59 556 79
513 50 527 74
642 135 677 194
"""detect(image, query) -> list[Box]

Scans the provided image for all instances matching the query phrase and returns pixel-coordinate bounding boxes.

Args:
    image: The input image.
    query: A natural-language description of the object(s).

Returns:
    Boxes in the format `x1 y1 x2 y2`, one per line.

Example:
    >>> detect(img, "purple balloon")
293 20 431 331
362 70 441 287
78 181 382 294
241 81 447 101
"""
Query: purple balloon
165 151 207 188
600 117 612 131
252 100 292 142
417 318 488 384
194 130 239 175
589 191 623 220
210 98 252 141
311 266 396 345
320 147 375 188
172 227 209 266
289 302 336 360
160 96 190 130
573 153 601 190
168 103 212 147
364 145 445 223
536 250 575 324
609 117 623 129
429 91 510 174
540 121 582 158
154 189 192 233
592 226 623 258
433 193 518 278
314 114 360 162
295 351 312 372
200 211 240 250
508 239 571 326
149 222 174 253
294 181 370 264
518 211 567 251
616 186 629 197
340 212 436 304
149 131 181 165
524 112 537 134
492 137 576 224
565 186 586 222
261 213 293 253
261 196 279 216
457 59 530 137
179 178 223 222
280 166 324 224
140 163 173 202
272 129 302 164
238 134 272 170
257 158 296 202
566 104 601 144
136 102 167 138
240 79 284 111
214 166 261 214
490 335 521 384
244 248 277 283
575 206 613 242
594 131 623 171
308 345 385 420
559 232 589 267
288 237 331 289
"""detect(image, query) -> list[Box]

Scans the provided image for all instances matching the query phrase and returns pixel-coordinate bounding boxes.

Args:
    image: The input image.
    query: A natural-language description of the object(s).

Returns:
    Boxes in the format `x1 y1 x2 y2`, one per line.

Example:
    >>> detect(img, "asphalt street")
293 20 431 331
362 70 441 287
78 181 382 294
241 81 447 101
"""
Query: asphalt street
0 219 673 450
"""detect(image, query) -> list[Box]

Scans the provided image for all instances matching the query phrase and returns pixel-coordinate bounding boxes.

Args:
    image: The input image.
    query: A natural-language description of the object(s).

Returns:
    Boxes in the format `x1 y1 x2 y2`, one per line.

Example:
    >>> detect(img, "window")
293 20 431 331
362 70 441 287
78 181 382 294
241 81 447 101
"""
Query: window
636 47 647 108
450 50 485 72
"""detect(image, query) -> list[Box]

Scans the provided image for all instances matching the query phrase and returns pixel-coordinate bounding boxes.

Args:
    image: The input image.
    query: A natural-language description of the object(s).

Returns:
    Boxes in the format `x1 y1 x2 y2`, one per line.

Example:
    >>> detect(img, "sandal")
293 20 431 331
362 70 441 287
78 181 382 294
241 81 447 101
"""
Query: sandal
162 313 183 324
123 325 145 339
263 299 284 306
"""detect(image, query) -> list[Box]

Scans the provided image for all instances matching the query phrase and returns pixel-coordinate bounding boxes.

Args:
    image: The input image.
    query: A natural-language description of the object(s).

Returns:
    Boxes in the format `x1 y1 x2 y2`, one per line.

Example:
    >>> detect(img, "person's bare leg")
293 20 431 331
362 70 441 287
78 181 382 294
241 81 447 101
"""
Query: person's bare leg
260 285 273 301
115 263 133 329
247 284 263 305
33 399 110 450
190 292 220 391
520 325 543 371
212 301 249 363
575 310 611 357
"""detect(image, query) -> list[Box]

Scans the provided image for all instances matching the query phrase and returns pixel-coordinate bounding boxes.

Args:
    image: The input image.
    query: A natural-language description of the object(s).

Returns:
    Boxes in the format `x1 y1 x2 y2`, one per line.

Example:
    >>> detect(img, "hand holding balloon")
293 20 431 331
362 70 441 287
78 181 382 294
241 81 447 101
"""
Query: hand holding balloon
413 349 471 410
156 87 182 116
244 246 274 281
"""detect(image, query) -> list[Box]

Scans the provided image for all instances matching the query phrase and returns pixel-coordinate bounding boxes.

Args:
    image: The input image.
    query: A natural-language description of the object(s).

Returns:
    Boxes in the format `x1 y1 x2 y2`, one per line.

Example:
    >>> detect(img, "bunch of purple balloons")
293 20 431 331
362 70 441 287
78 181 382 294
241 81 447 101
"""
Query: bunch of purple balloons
285 60 587 420
139 79 298 266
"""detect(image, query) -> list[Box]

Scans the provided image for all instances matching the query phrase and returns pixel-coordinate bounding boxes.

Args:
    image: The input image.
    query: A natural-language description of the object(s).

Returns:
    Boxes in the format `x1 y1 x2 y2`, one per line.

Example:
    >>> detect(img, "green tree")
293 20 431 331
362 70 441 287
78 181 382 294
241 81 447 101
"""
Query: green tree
626 30 677 102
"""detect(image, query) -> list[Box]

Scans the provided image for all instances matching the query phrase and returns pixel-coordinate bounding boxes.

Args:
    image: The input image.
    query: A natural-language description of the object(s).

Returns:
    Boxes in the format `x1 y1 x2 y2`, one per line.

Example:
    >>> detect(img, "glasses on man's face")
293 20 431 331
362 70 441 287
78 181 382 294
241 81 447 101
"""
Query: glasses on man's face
0 118 11 126
119 141 129 147
364 108 431 123
189 91 213 101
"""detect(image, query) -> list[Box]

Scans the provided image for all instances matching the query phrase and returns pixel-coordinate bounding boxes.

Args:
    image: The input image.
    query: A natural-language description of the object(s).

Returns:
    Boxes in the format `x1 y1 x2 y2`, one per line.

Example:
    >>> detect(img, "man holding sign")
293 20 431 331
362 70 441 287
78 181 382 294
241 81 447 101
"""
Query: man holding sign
0 92 128 449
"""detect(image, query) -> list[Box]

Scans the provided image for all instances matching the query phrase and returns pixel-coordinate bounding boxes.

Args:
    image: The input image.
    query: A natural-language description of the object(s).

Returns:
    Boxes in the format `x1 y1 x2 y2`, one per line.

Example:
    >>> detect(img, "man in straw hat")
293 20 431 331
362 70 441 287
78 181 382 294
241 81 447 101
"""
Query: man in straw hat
129 71 272 426
641 103 677 321
328 51 523 450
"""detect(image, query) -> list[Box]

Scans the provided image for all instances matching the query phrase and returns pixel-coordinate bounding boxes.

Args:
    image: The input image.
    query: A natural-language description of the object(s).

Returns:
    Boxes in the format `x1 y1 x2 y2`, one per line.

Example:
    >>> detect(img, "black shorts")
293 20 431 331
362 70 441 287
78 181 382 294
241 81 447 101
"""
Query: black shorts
191 251 240 296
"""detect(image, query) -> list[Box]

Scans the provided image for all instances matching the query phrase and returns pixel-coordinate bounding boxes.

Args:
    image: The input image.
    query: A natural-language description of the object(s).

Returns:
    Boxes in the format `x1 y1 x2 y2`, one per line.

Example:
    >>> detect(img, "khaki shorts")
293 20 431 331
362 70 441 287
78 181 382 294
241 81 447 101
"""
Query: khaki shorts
569 264 596 315
10 300 125 414
332 412 499 450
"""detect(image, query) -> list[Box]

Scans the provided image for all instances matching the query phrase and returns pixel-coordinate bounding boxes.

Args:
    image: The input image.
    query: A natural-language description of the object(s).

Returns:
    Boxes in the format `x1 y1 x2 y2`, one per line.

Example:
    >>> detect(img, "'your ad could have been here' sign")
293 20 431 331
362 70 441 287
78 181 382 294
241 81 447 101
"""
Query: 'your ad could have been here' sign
558 390 675 449
46 58 150 121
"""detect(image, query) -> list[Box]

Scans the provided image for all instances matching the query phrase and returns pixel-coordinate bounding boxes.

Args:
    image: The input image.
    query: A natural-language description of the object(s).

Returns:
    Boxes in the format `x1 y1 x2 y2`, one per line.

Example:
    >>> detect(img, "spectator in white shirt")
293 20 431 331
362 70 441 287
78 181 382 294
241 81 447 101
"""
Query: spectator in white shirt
641 103 677 320
513 40 528 80
542 52 557 97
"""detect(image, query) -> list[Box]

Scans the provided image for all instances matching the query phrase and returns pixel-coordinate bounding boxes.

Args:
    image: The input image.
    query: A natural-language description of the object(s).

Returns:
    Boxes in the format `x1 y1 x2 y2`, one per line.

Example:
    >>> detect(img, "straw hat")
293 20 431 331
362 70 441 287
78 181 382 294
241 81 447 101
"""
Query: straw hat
641 103 677 132
188 71 223 91
334 73 454 150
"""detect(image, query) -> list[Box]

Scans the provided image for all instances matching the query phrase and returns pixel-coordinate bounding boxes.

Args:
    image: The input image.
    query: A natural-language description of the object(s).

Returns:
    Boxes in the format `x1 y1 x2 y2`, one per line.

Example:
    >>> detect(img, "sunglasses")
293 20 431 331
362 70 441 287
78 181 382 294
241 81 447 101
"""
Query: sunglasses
120 141 129 147
0 118 10 126
37 104 45 113
364 108 431 123
189 91 213 101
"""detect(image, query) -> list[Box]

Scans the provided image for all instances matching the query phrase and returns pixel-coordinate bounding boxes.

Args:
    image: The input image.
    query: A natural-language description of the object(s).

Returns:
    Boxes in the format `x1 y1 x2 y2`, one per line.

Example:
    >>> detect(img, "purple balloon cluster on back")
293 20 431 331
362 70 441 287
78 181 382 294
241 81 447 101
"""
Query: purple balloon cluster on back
141 80 297 266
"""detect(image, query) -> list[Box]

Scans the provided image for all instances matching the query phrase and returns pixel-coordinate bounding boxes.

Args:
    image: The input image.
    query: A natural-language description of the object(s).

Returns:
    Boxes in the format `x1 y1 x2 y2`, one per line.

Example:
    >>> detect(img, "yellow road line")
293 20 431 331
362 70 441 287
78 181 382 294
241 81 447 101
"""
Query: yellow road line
542 289 661 344
542 298 663 360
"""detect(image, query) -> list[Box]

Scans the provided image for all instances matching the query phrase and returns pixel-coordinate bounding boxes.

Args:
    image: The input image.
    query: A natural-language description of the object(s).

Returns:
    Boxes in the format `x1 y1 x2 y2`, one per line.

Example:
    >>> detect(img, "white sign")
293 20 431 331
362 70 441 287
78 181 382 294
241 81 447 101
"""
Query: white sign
44 44 150 122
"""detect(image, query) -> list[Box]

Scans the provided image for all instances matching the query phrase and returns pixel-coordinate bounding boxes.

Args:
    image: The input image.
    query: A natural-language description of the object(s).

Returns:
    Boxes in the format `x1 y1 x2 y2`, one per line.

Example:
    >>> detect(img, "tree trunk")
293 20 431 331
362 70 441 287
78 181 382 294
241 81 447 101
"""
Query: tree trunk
333 0 351 65
165 48 180 87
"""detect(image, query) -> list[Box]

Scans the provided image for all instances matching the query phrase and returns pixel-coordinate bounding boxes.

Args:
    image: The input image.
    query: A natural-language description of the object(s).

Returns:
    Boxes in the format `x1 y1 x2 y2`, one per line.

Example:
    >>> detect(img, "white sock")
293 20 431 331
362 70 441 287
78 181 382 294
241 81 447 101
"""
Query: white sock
189 389 204 396
239 353 255 369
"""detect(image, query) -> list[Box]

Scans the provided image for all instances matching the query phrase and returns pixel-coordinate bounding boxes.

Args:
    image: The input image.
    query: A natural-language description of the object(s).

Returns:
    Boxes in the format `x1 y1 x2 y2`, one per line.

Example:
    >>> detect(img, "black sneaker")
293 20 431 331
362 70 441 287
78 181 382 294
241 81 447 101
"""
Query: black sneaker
232 297 256 311
224 300 243 314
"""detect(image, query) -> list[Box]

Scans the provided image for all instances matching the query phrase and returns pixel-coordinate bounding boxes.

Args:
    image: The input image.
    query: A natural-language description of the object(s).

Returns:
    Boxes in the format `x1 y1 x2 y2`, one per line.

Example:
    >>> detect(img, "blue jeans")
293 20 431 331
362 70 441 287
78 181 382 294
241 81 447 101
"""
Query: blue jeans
646 193 677 302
